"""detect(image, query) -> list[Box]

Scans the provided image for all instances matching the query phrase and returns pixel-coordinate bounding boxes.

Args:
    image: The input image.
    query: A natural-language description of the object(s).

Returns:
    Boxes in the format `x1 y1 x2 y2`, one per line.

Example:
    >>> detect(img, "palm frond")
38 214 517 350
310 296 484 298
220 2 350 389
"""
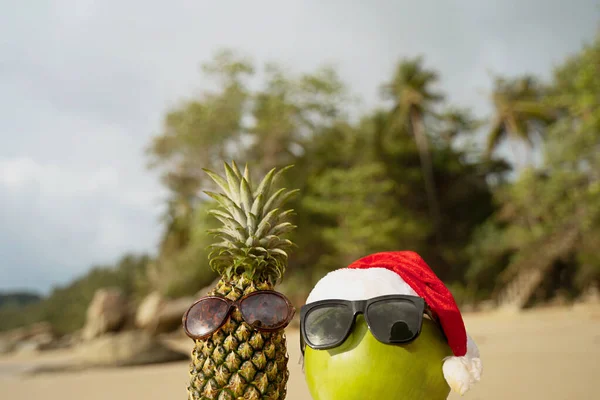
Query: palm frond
485 117 506 157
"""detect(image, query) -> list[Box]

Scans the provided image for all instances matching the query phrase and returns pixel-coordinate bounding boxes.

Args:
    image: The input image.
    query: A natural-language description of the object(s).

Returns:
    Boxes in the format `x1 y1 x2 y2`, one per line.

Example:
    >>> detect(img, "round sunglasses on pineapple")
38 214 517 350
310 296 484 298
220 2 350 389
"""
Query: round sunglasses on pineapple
182 290 296 340
299 294 443 354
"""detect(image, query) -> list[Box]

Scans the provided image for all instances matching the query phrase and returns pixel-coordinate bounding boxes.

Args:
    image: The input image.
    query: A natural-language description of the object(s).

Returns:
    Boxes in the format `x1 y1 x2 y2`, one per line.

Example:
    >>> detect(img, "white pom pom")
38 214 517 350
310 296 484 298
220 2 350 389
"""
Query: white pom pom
442 335 483 395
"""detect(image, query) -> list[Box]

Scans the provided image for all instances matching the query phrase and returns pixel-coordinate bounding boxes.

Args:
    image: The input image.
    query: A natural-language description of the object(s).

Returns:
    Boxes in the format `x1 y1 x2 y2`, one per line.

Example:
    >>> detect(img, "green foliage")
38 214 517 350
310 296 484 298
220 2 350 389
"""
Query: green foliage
143 48 510 306
380 56 445 233
468 31 600 300
144 201 219 298
144 50 357 298
303 162 422 270
486 74 556 160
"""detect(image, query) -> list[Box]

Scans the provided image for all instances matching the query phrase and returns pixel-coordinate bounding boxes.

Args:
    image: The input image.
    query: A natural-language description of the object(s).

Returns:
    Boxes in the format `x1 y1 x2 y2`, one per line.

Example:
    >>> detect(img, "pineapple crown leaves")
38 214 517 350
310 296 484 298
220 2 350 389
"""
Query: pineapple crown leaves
202 161 299 285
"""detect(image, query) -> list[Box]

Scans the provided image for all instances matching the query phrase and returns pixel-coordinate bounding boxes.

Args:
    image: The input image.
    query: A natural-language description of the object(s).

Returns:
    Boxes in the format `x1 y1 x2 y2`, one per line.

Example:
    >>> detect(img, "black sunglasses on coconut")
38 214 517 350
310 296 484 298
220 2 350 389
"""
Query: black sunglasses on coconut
299 294 440 354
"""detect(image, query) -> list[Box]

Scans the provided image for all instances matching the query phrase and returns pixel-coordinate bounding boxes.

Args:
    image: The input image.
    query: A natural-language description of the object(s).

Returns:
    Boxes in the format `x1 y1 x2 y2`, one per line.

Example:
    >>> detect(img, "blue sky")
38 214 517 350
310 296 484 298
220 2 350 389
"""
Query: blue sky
1 1 598 294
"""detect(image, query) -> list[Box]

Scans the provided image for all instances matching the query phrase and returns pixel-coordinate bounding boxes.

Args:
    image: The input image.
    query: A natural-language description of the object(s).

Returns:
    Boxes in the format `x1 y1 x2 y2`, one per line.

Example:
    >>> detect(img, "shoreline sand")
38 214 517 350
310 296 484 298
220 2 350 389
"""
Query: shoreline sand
1 304 599 399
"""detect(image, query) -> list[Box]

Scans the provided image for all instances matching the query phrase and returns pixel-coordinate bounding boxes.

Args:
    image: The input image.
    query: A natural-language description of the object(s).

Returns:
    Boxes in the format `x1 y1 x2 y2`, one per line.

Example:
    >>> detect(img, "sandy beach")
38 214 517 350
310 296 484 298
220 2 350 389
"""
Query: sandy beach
1 304 599 400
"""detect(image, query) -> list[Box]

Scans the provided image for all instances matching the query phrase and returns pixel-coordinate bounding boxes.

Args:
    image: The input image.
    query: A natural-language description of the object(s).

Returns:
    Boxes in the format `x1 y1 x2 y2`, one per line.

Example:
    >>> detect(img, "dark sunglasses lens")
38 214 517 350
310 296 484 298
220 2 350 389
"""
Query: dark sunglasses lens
240 292 291 329
304 305 353 348
185 298 229 338
367 300 421 342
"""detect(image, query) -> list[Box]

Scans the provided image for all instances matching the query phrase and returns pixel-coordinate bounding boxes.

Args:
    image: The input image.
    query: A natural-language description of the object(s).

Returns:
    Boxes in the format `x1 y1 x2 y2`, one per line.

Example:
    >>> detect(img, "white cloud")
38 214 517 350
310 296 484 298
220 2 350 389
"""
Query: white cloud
0 154 165 293
0 157 119 196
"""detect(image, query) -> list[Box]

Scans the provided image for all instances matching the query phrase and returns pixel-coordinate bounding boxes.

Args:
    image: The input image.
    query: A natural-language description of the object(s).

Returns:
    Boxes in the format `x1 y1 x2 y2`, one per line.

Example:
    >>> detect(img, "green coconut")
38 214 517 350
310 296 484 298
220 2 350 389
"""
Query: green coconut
304 316 452 400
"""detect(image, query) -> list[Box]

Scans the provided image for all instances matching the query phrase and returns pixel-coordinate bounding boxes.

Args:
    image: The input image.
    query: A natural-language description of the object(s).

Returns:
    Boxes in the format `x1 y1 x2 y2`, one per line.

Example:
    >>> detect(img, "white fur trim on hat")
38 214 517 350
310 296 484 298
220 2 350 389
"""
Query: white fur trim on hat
305 267 482 395
306 267 417 303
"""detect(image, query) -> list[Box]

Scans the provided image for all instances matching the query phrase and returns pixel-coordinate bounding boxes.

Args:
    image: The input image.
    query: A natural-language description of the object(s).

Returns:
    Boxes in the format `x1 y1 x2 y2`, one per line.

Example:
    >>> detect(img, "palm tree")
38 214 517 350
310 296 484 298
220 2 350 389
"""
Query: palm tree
486 76 555 165
380 56 444 235
437 107 482 144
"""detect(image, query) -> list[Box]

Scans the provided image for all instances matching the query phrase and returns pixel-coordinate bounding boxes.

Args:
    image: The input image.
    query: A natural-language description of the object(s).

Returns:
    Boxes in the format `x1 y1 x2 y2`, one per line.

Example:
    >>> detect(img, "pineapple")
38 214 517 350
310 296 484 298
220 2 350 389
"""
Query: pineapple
187 161 299 400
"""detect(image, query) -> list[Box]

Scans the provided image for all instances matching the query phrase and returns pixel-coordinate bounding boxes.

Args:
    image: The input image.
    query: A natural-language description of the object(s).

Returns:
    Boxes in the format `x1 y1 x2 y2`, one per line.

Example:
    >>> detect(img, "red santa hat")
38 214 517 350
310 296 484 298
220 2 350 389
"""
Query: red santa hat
305 251 482 395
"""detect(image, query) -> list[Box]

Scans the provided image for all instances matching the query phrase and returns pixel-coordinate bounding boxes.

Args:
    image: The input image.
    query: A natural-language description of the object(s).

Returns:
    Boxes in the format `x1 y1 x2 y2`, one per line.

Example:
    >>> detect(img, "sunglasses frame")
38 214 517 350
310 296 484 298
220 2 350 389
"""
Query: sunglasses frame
299 294 439 354
182 289 296 341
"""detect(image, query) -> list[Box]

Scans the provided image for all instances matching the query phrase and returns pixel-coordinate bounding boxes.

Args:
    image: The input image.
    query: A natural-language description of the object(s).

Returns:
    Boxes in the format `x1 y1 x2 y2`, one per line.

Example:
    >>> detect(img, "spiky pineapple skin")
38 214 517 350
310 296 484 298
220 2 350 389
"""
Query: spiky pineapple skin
187 275 290 400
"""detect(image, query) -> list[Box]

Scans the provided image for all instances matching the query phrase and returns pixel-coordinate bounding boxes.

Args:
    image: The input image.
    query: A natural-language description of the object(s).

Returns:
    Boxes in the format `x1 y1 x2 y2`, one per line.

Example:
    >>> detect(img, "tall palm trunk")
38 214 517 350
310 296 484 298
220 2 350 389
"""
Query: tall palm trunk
410 108 441 239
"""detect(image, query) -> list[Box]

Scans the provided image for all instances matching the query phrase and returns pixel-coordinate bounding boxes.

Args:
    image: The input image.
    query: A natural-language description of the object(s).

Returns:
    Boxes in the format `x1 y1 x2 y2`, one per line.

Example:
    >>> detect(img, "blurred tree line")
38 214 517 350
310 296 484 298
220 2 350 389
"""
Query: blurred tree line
2 31 599 334
0 292 41 308
0 254 149 334
144 50 507 306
